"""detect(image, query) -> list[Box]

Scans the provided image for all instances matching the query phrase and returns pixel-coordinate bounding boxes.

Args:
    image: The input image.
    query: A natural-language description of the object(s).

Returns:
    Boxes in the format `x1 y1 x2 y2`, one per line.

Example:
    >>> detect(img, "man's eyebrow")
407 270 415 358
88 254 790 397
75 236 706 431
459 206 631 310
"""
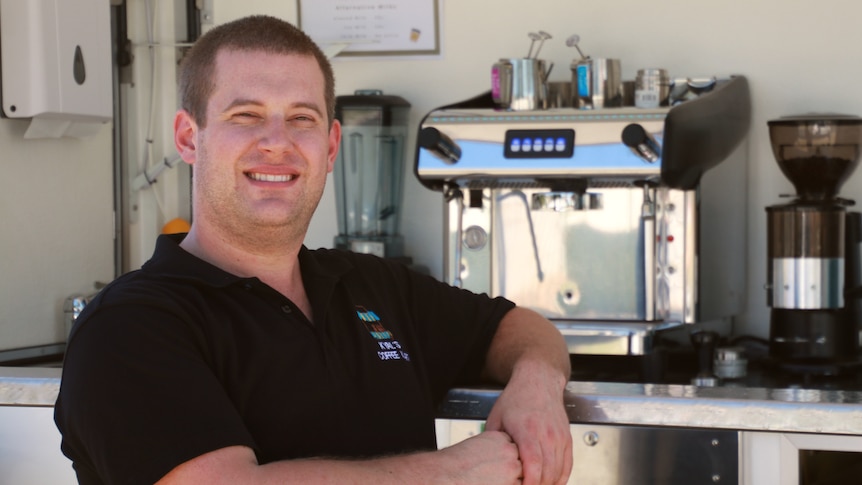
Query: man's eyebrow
221 99 324 117
221 98 264 112
289 101 325 117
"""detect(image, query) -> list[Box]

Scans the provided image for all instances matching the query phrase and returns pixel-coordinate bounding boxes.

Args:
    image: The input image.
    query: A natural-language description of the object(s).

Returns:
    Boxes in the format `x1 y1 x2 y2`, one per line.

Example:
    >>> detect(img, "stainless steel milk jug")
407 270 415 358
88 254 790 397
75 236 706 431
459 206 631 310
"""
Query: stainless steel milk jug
491 58 551 111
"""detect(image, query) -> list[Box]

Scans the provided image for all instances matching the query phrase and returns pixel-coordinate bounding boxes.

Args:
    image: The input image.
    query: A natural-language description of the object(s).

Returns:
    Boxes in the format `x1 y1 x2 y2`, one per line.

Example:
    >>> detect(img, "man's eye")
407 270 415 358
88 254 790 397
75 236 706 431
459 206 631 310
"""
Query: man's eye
291 115 317 123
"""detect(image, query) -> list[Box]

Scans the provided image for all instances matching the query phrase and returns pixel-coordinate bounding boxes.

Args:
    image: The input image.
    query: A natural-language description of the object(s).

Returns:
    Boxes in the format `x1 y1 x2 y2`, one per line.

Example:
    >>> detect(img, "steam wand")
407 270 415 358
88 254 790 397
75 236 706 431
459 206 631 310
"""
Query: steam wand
496 191 545 283
445 185 465 288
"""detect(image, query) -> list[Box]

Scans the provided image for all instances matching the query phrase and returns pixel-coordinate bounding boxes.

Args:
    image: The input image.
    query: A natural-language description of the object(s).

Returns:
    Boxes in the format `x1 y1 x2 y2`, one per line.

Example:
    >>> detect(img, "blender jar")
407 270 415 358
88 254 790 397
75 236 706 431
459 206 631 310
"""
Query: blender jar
333 90 411 258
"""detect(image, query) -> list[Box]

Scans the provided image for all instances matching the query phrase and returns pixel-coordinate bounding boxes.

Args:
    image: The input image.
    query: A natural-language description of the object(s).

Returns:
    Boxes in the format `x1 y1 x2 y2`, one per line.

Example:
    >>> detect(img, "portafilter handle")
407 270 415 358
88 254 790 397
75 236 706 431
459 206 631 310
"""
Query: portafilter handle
419 127 461 164
622 123 661 163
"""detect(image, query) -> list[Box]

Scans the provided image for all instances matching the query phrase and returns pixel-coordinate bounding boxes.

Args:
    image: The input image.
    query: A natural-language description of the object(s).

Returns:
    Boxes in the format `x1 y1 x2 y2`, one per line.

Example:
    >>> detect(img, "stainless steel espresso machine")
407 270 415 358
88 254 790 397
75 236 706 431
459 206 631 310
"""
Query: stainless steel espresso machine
414 76 751 362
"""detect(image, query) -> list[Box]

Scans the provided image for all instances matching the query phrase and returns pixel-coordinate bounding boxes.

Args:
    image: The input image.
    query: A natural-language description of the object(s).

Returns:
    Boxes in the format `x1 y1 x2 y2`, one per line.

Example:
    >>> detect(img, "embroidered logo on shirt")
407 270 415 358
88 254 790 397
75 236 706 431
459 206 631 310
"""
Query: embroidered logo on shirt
355 306 410 362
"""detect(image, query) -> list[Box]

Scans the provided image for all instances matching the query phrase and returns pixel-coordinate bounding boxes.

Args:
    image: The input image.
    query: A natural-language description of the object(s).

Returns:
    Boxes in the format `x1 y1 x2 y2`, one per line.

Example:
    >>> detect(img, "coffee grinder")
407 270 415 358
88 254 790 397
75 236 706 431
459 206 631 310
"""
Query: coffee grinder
766 114 862 373
333 90 410 259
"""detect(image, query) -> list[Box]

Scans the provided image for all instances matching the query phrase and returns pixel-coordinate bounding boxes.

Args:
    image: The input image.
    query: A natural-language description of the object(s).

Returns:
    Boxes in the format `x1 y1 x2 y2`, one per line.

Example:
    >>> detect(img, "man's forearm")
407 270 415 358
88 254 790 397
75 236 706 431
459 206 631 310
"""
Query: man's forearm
480 306 574 485
158 434 523 485
482 306 571 385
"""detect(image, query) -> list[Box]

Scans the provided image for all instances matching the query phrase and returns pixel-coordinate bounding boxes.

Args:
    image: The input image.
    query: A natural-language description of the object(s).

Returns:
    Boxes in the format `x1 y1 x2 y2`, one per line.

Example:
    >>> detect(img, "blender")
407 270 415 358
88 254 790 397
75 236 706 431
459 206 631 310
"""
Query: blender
333 90 411 259
765 114 862 373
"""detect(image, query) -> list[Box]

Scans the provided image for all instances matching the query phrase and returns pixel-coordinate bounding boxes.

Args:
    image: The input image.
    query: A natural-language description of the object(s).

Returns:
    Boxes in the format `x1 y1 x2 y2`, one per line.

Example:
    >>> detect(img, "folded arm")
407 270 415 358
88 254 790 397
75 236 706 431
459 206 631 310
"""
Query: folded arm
158 432 522 485
481 306 573 485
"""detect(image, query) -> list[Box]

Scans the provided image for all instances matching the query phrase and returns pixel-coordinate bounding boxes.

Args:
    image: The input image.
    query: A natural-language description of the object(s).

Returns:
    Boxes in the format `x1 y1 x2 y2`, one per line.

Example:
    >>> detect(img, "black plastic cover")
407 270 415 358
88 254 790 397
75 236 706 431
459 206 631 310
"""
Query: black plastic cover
661 76 751 189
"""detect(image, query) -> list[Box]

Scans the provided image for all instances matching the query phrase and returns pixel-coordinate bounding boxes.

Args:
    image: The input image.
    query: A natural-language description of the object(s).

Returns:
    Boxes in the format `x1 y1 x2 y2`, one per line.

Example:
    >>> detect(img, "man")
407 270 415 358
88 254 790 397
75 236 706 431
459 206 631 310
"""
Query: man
55 15 572 485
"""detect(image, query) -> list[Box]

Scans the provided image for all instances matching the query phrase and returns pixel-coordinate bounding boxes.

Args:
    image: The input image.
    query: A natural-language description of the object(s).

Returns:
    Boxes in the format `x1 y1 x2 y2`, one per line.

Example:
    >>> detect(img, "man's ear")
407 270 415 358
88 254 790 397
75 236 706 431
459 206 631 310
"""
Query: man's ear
174 109 198 165
327 119 341 173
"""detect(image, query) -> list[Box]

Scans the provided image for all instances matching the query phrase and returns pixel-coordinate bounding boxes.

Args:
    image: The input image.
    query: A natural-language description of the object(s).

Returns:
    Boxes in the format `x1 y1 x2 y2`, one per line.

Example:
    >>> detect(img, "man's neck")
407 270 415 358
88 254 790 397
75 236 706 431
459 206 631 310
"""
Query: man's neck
180 227 313 321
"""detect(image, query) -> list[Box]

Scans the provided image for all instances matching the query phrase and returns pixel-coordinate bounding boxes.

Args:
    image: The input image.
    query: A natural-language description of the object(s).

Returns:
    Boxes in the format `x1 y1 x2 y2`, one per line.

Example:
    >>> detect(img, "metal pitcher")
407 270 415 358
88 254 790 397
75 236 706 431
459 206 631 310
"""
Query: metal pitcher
572 58 622 109
492 58 553 111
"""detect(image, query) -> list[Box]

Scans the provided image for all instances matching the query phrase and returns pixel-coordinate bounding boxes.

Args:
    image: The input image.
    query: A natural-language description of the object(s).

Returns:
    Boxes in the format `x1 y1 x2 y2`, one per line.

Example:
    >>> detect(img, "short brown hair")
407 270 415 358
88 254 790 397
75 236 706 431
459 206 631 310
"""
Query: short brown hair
178 15 335 127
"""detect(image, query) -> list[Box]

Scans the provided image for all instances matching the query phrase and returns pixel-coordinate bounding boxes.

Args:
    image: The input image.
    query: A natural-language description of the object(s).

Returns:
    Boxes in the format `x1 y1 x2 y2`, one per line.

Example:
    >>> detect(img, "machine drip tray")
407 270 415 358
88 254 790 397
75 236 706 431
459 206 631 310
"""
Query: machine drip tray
554 320 687 356
569 348 696 385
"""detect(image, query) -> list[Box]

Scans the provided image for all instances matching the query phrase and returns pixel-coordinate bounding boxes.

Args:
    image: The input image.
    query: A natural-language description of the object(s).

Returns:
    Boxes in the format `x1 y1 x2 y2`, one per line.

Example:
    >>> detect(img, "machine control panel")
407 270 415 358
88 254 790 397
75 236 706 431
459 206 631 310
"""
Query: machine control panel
504 129 575 159
415 107 671 183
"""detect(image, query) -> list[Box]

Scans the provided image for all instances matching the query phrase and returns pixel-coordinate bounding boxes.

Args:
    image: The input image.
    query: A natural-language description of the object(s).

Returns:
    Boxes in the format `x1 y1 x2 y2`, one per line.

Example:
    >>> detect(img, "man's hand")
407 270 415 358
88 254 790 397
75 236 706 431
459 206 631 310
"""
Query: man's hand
485 358 572 485
480 307 573 485
439 430 524 484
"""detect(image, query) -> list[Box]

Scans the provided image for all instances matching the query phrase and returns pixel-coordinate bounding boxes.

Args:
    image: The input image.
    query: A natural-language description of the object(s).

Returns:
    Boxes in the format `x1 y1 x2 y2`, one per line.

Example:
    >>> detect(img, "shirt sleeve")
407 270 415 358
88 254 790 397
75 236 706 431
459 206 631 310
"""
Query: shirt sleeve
381 259 516 403
54 291 256 485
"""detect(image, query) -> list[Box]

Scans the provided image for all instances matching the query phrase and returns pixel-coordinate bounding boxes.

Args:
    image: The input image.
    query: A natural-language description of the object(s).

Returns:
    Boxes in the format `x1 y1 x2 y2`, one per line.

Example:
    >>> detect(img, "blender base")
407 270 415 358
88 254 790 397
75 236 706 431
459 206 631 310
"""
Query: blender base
334 234 404 258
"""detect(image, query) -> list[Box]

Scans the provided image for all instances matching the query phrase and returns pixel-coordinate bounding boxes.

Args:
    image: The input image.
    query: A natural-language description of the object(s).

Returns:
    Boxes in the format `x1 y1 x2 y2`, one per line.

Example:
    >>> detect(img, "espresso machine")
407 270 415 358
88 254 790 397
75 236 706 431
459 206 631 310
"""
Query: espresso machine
766 114 862 374
333 90 410 258
414 76 751 360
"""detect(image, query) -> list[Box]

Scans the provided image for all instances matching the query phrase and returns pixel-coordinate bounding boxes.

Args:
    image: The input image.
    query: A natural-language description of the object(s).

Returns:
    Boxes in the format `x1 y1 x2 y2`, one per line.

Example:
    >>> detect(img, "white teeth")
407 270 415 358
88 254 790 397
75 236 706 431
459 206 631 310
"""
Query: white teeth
248 172 295 182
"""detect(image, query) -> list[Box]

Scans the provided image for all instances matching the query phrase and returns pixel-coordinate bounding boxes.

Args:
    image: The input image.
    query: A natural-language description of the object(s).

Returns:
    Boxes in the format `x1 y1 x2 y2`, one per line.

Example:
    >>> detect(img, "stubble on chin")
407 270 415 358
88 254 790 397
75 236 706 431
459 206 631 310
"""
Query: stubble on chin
196 180 326 254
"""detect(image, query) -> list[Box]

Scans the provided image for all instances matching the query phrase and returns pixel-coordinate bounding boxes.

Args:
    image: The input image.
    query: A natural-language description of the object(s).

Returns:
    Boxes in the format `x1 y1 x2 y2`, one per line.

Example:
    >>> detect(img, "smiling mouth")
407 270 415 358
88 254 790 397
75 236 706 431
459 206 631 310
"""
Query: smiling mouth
247 172 296 182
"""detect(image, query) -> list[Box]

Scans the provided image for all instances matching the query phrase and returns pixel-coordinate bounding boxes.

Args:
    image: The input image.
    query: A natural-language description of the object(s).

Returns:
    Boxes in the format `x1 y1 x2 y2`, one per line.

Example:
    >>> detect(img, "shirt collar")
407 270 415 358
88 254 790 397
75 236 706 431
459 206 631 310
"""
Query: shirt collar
142 234 353 289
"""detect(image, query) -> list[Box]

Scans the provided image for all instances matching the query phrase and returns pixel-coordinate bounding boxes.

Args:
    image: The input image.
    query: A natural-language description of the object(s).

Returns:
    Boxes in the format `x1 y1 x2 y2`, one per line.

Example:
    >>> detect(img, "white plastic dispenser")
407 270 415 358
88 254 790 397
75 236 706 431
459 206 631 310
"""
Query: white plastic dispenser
0 0 112 138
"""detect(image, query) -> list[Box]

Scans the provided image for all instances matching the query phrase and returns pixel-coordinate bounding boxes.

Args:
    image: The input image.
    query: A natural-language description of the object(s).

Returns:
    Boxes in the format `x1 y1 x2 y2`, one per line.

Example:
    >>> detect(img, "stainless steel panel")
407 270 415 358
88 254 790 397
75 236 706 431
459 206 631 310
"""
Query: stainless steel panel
438 418 738 485
447 187 698 327
494 187 644 320
571 424 738 485
771 258 844 309
656 189 697 324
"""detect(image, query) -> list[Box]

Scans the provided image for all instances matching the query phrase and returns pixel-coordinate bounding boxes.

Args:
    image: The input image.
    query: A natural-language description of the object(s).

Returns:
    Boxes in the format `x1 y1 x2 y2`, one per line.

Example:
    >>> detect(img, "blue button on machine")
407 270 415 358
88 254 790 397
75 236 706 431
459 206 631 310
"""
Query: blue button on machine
555 137 567 151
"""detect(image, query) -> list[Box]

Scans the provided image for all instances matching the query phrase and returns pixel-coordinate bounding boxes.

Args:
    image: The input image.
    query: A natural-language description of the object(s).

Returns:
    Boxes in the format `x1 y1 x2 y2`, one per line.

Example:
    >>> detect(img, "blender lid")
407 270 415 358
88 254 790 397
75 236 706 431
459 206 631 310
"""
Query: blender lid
335 89 411 109
768 113 862 126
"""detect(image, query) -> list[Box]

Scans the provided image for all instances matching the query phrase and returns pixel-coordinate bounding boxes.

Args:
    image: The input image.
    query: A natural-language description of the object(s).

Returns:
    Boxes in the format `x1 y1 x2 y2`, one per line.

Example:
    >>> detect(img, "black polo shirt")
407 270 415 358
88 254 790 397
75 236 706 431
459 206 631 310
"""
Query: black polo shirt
54 234 514 485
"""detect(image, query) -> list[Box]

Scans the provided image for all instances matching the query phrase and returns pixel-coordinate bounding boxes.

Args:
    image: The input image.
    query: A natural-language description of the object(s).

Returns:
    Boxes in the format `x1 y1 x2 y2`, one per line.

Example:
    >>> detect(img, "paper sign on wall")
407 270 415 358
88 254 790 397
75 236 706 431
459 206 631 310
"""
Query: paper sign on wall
298 0 440 57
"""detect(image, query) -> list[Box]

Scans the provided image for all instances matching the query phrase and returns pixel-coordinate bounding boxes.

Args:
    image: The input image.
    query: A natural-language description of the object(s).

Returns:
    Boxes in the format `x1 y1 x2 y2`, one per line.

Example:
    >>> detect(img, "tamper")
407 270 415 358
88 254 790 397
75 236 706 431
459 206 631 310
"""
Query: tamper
691 330 720 387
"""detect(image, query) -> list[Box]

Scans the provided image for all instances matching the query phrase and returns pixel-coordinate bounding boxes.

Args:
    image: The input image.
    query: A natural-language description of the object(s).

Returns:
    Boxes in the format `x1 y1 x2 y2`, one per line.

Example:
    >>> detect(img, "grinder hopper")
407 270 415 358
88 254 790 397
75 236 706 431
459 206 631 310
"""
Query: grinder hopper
768 114 862 201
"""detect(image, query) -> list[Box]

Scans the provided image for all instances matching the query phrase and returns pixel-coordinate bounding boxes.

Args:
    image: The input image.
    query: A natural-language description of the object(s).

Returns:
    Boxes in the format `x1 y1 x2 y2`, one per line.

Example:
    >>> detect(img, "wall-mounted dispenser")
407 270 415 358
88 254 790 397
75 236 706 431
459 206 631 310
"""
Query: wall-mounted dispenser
0 0 112 139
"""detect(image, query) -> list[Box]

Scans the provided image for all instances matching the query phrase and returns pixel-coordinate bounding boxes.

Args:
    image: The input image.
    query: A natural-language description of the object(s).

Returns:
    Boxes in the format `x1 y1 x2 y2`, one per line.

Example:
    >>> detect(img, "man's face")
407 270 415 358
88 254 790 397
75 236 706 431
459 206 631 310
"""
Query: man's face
175 49 340 241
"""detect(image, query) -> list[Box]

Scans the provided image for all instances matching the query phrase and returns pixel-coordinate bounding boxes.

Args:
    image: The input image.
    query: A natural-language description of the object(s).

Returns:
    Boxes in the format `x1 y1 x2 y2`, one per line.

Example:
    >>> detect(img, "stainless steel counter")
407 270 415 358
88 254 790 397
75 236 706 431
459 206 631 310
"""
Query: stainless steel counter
2 366 862 437
7 366 862 484
3 366 862 436
0 366 61 406
441 381 862 436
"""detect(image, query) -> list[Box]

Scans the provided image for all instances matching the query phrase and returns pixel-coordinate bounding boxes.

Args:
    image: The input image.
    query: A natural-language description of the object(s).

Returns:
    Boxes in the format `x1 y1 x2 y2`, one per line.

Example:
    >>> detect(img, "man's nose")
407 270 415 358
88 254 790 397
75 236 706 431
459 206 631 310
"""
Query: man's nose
258 117 294 153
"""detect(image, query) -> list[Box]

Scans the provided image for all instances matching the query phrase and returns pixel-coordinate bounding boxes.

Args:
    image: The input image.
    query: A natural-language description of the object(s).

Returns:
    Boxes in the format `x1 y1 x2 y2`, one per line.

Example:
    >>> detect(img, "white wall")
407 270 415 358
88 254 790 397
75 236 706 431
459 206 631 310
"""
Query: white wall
0 101 114 352
129 0 862 343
